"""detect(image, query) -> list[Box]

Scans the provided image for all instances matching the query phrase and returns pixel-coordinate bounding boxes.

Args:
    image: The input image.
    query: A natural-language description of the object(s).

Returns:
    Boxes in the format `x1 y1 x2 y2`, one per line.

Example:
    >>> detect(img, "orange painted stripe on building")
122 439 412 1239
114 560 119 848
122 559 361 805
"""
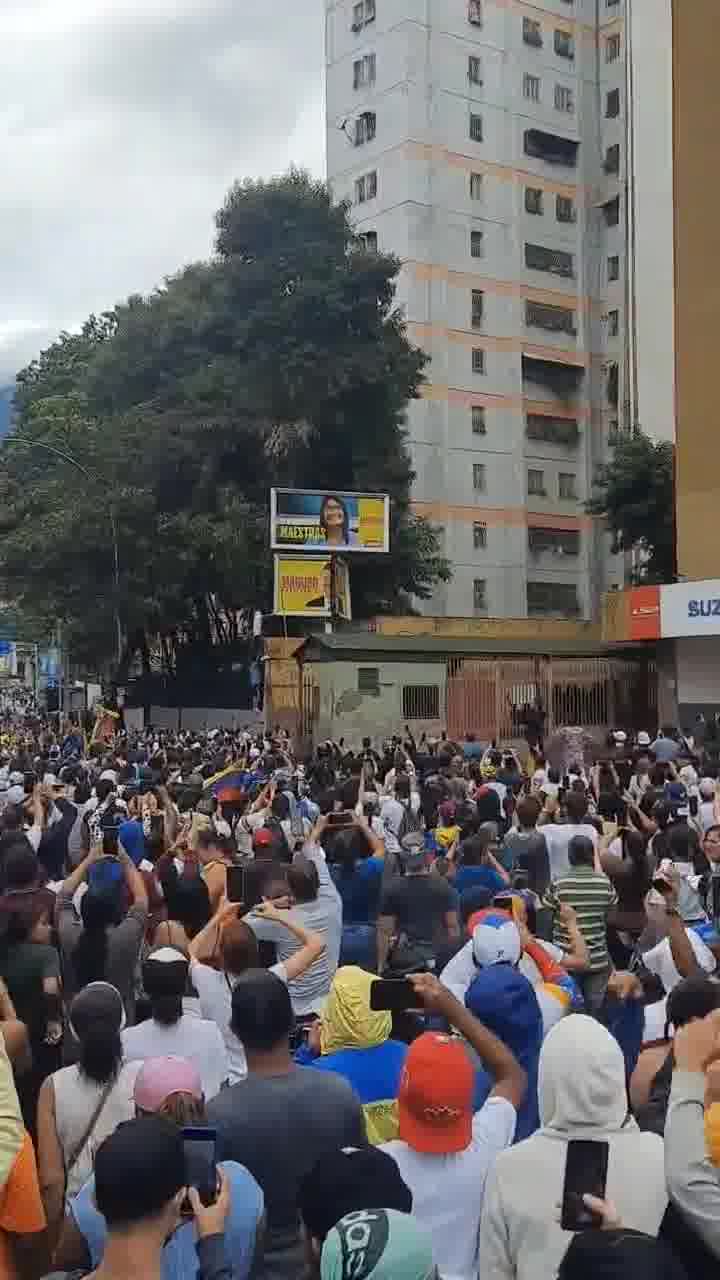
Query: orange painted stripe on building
411 500 594 530
410 323 589 367
420 383 592 421
407 143 582 199
406 262 588 312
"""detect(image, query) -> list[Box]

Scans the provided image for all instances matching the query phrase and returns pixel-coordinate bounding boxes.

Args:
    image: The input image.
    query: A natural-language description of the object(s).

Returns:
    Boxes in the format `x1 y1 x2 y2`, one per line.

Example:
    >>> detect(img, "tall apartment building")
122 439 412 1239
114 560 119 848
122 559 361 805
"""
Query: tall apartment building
325 0 629 619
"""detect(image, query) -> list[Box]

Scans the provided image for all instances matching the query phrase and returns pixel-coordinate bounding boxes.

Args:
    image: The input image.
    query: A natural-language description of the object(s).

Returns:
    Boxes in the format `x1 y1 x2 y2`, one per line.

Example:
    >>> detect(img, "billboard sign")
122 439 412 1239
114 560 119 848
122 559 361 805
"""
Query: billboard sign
270 488 389 554
629 585 661 640
660 579 720 638
274 556 352 619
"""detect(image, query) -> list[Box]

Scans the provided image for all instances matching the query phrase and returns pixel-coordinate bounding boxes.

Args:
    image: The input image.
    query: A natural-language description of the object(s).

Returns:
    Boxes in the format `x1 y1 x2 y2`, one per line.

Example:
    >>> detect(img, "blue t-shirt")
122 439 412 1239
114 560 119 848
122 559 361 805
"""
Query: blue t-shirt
331 857 385 923
453 865 505 897
71 1160 264 1280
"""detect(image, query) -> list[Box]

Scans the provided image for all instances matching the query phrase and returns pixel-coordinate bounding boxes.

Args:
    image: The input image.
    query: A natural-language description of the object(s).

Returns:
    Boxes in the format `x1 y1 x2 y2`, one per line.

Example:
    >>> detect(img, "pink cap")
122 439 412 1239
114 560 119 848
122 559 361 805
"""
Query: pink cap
133 1056 203 1111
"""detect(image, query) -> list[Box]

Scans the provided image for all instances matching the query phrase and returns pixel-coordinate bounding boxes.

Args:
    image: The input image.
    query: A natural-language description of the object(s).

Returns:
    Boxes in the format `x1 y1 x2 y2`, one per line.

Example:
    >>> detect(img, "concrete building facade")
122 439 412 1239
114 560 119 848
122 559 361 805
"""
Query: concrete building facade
325 0 628 619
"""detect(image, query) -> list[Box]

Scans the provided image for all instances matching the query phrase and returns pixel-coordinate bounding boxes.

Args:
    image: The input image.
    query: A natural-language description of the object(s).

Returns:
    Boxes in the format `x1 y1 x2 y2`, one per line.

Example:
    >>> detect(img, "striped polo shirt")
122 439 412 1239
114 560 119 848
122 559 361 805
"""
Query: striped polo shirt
544 866 618 972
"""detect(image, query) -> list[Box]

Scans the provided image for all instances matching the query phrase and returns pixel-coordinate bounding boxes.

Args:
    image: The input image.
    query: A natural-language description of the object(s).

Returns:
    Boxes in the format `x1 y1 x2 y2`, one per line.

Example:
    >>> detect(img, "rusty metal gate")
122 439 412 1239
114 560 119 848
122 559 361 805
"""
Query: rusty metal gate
447 656 656 742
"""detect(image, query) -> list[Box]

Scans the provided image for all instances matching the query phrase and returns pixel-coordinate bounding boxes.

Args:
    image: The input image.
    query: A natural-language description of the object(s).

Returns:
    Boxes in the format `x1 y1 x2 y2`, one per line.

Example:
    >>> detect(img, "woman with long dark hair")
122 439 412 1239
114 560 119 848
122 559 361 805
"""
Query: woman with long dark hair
36 983 141 1247
57 845 149 1023
318 495 356 547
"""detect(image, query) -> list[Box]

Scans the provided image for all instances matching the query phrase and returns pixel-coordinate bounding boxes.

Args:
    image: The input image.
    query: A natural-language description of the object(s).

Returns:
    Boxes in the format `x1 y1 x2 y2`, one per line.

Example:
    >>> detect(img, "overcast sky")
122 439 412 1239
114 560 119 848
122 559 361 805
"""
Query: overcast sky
0 0 325 383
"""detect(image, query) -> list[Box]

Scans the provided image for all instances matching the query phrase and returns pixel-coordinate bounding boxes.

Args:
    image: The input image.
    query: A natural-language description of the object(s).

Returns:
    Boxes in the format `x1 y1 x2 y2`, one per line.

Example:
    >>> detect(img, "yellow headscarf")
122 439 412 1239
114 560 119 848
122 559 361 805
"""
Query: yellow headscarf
320 966 392 1056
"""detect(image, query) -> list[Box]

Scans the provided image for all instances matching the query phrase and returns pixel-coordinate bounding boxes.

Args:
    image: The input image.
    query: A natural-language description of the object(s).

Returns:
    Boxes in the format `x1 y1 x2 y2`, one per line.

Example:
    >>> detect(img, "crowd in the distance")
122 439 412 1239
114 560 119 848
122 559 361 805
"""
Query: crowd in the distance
2 713 720 1279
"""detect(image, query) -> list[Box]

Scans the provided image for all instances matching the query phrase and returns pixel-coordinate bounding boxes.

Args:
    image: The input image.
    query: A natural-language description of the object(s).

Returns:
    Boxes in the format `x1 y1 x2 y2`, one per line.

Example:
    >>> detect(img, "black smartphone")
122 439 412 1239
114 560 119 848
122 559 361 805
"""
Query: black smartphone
181 1126 217 1209
327 811 354 827
23 772 36 795
370 979 417 1012
689 794 699 817
227 866 245 904
560 1140 609 1231
150 813 164 837
102 828 119 857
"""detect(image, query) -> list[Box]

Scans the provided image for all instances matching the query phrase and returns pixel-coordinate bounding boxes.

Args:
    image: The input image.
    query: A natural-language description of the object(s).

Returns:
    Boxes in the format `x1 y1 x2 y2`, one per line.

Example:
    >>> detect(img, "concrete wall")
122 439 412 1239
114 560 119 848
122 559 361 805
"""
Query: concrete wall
311 658 446 741
675 638 720 721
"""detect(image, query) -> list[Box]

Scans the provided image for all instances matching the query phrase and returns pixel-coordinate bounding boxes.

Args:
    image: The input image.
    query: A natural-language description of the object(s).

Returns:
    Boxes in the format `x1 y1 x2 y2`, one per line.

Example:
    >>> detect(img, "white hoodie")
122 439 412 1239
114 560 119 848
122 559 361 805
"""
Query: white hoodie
479 1015 667 1280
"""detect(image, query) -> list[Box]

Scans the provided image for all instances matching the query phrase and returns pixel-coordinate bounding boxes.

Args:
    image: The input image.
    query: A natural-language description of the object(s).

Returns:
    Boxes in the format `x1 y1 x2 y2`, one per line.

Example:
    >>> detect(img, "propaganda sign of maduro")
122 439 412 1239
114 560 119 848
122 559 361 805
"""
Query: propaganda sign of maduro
270 488 389 554
274 556 352 619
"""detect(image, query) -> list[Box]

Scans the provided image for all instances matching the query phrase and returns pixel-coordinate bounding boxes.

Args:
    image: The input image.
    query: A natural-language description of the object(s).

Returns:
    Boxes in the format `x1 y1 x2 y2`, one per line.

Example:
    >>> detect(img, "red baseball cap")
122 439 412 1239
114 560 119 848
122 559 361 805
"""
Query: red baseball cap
253 828 274 849
398 1032 474 1154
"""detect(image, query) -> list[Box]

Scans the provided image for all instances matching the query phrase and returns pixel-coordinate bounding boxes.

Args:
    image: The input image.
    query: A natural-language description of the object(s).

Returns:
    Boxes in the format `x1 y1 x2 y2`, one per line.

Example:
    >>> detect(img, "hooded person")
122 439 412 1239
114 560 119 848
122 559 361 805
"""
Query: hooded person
320 1209 436 1280
296 966 407 1144
464 965 543 1140
479 1014 668 1280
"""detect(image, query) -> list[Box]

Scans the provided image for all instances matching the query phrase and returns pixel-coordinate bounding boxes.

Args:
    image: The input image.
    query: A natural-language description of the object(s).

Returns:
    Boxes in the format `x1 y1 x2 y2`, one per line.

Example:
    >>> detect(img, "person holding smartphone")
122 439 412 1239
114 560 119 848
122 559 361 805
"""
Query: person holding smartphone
479 1014 668 1280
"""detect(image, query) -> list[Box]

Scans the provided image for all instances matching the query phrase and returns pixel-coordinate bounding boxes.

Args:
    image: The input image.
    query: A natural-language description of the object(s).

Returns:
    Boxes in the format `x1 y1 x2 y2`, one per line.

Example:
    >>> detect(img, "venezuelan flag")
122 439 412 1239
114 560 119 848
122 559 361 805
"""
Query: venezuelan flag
203 761 250 802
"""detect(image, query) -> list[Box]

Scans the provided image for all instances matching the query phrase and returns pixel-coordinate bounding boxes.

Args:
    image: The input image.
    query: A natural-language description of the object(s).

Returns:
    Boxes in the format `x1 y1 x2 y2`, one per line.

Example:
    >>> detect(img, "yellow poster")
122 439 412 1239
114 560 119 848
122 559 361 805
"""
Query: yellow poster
274 556 352 619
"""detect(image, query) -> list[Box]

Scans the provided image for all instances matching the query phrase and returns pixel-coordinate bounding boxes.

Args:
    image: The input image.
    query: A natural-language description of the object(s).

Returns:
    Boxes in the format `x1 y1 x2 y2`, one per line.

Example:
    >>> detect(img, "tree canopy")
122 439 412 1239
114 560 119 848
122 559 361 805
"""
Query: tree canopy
588 430 676 583
0 171 449 675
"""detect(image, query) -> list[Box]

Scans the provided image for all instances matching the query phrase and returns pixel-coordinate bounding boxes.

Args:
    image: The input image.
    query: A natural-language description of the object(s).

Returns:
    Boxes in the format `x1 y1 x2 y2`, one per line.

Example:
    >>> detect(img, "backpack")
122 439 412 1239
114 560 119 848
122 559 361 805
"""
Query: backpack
397 800 423 845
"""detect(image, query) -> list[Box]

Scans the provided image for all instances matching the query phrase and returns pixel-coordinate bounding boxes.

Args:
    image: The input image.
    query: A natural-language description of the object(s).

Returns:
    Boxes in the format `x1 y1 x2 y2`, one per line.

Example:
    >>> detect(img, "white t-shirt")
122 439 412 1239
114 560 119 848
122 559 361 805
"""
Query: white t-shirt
190 958 288 1084
543 822 599 881
121 1014 229 1099
699 800 717 834
382 1097 516 1280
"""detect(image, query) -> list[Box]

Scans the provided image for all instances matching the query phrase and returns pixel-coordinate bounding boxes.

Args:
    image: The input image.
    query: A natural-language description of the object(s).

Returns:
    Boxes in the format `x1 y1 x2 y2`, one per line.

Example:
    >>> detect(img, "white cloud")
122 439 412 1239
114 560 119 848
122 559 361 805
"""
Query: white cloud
0 0 325 382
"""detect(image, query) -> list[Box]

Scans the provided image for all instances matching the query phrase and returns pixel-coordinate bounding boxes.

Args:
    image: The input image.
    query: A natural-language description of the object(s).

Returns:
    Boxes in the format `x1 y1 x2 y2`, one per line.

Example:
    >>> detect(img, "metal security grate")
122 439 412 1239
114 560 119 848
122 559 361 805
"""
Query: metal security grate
402 685 440 720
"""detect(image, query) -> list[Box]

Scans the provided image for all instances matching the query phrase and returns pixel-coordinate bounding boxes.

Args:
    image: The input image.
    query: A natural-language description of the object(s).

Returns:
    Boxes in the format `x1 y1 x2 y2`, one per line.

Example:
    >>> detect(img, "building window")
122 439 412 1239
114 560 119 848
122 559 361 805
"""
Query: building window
354 170 377 203
473 579 487 610
352 0 375 28
358 230 378 252
523 17 543 47
470 229 484 258
604 143 620 174
470 172 483 200
472 405 486 434
525 187 544 215
473 521 487 549
525 300 576 335
524 73 541 102
524 128 579 167
607 361 619 406
468 55 483 85
468 0 483 25
525 242 574 277
554 29 574 59
606 88 620 118
469 113 483 142
528 468 546 497
358 667 380 694
526 414 580 445
608 254 620 281
554 85 574 113
606 0 620 7
471 289 484 328
472 348 486 375
556 194 576 223
608 308 619 336
606 32 621 62
402 684 440 719
473 462 486 489
528 527 580 555
354 111 376 145
527 581 580 616
558 471 577 500
604 195 620 226
353 53 376 89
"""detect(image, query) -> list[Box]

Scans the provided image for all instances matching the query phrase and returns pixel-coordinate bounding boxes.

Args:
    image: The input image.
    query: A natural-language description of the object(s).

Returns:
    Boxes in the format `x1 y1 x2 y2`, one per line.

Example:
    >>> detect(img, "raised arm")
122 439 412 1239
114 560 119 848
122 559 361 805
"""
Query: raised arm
119 848 149 911
409 973 526 1108
252 900 325 981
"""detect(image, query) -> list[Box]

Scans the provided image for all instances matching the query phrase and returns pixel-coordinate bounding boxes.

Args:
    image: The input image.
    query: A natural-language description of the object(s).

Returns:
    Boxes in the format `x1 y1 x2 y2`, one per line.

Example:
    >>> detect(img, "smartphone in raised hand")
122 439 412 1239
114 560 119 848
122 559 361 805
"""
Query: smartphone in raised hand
560 1140 609 1231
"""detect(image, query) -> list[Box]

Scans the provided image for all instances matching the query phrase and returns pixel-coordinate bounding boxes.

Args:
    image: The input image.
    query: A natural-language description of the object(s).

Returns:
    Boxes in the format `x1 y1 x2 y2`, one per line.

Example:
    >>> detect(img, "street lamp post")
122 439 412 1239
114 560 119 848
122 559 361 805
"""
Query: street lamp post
5 437 123 665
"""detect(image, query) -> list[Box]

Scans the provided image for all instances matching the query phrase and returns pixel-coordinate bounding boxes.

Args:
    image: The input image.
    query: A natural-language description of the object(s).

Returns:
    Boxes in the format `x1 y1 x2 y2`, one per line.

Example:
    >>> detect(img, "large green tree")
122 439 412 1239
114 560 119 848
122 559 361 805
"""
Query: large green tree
588 431 676 583
0 172 449 674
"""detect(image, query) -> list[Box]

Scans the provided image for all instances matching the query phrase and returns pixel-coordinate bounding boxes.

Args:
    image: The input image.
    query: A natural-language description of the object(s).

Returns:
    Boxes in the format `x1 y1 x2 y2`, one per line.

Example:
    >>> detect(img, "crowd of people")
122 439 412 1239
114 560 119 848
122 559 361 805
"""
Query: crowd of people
2 715 720 1278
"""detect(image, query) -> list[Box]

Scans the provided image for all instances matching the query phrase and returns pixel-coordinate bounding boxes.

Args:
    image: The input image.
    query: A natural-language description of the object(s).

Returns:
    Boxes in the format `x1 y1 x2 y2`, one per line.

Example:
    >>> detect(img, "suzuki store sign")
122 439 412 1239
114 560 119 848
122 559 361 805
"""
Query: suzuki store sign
660 580 720 638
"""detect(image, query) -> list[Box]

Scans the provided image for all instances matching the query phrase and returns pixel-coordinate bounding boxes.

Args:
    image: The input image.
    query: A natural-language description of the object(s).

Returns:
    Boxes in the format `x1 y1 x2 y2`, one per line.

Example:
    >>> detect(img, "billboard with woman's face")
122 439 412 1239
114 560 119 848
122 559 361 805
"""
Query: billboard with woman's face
270 488 390 553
